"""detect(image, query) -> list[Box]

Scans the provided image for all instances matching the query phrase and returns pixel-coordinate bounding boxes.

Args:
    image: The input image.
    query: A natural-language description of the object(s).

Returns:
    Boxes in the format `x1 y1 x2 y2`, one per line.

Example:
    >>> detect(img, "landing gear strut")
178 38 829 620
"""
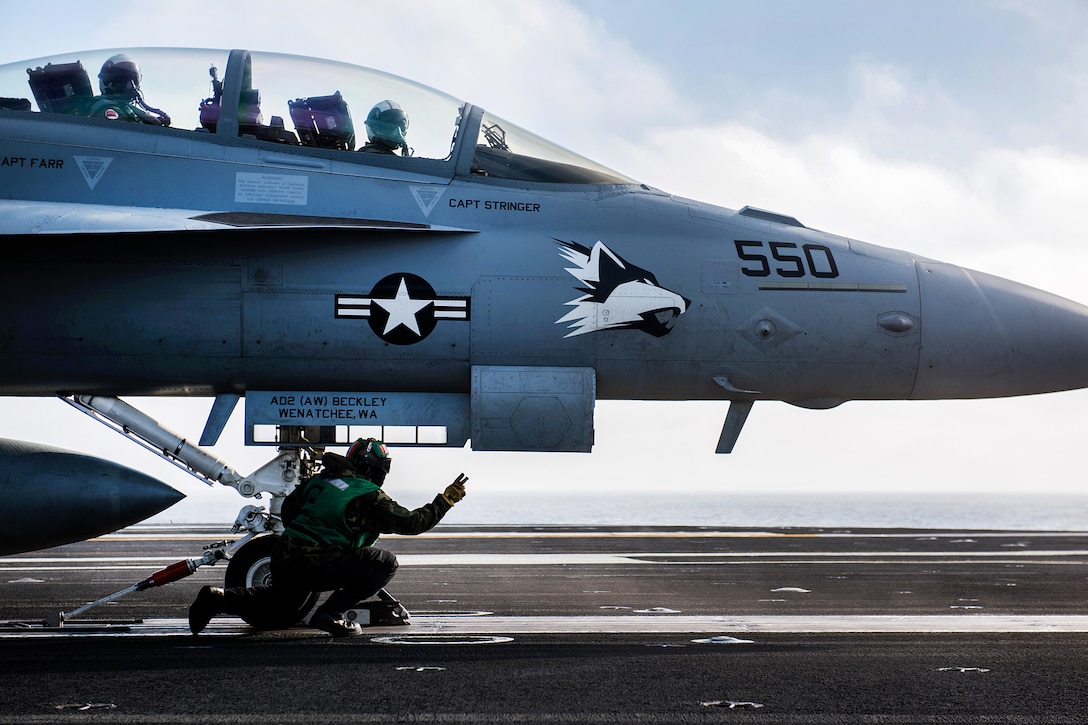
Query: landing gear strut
51 394 327 628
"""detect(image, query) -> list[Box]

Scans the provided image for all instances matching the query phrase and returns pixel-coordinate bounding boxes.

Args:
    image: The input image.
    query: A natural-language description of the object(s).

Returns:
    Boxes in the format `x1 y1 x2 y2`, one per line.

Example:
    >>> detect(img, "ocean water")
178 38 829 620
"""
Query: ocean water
451 492 1088 530
154 491 1088 531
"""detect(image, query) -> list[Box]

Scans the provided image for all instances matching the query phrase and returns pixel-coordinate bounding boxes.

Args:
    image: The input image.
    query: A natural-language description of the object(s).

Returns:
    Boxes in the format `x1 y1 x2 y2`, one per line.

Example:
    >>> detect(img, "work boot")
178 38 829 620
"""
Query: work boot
310 609 362 637
188 586 224 635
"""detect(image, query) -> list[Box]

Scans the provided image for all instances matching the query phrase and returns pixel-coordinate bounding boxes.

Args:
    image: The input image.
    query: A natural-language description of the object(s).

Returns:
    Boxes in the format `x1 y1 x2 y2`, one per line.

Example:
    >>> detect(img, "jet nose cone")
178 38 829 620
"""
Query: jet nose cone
913 262 1088 399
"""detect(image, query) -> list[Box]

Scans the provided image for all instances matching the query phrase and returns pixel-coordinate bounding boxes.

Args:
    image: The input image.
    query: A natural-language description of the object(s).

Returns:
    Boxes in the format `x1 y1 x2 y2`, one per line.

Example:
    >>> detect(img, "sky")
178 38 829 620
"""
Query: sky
3 0 1088 524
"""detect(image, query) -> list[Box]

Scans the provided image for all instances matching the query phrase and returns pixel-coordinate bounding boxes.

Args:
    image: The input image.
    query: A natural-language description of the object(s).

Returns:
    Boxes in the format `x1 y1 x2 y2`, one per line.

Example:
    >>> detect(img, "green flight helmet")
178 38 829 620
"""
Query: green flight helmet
347 437 392 485
364 100 409 150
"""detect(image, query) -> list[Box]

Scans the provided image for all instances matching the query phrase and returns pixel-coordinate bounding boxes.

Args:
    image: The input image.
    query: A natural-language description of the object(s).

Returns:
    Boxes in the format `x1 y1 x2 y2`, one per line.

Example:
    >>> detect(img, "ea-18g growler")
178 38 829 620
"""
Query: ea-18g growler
2 48 1088 619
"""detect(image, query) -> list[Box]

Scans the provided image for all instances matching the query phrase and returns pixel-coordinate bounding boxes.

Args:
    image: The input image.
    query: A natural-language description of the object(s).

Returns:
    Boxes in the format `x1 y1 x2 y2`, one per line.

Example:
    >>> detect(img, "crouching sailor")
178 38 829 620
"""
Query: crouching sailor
188 438 467 637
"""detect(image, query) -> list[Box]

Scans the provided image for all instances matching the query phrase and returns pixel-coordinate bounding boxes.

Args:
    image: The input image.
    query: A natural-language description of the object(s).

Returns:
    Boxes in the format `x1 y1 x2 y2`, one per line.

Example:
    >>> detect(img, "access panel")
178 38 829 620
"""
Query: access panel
471 366 595 452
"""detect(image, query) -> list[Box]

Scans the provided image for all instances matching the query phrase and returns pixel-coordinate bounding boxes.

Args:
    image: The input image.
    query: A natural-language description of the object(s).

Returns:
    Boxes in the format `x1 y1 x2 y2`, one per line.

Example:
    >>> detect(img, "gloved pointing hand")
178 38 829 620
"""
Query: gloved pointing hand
442 473 468 506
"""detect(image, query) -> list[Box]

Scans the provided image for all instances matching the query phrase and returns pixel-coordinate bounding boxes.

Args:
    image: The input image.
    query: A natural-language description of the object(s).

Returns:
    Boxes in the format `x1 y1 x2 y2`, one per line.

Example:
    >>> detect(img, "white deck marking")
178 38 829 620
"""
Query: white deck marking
4 551 1087 572
94 530 1088 542
404 614 1088 634
5 614 1088 638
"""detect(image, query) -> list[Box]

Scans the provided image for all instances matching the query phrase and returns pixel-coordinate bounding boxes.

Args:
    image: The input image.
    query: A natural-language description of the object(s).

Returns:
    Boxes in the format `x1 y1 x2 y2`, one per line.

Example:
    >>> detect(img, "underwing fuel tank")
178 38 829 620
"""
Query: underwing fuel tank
0 439 183 555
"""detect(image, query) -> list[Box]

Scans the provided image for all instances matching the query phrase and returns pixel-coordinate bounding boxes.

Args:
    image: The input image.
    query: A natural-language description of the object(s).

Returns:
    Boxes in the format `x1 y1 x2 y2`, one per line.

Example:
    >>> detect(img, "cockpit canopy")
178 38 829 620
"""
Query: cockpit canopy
0 47 634 185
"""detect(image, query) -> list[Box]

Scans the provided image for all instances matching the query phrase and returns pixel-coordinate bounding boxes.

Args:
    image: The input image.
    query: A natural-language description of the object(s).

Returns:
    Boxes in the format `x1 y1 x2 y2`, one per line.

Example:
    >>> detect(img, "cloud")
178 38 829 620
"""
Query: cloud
840 62 974 160
603 114 1088 304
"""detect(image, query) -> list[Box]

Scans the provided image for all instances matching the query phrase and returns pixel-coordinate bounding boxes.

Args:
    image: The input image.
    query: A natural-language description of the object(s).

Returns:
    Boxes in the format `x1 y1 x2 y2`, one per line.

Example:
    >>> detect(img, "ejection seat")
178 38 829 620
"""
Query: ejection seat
199 86 296 144
289 91 355 150
26 61 94 114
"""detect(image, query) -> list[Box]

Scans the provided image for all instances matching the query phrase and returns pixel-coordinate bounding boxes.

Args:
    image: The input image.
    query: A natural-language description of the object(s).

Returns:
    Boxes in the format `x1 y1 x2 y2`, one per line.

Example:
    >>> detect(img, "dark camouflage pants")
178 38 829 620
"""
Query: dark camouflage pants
220 539 398 628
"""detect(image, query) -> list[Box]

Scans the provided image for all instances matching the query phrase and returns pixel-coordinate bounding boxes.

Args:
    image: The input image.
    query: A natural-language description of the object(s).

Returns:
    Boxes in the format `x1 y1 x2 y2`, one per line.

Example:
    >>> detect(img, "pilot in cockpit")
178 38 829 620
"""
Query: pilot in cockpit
85 54 171 127
360 100 411 156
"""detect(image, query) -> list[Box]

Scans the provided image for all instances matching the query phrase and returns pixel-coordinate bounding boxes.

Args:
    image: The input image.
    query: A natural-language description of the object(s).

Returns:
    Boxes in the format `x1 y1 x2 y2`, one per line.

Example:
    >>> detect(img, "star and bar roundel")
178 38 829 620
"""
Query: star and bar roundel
336 273 470 345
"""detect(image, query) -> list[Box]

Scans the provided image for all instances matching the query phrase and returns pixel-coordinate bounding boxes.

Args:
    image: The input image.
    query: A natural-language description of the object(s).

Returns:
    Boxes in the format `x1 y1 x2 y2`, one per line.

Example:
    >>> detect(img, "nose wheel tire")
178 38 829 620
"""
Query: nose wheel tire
224 533 318 630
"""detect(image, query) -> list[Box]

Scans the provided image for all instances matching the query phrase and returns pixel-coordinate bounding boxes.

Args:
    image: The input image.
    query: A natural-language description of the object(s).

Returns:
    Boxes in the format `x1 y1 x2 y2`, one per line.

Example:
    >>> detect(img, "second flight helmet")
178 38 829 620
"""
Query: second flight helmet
347 437 392 485
364 100 409 151
98 54 142 98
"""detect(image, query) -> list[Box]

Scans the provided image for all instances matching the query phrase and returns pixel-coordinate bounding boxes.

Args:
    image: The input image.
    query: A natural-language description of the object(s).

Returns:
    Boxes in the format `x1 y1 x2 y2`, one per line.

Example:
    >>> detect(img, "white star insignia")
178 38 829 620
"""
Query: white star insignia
373 277 431 335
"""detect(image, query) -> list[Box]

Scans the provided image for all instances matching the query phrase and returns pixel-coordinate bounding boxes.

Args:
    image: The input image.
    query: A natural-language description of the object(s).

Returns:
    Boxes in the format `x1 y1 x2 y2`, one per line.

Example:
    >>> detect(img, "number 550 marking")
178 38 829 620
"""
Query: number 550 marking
734 240 839 278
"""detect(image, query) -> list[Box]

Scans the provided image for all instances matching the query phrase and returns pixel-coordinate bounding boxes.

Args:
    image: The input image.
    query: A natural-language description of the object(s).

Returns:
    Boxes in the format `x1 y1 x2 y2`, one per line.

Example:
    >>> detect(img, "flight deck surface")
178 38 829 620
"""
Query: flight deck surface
1 525 1087 723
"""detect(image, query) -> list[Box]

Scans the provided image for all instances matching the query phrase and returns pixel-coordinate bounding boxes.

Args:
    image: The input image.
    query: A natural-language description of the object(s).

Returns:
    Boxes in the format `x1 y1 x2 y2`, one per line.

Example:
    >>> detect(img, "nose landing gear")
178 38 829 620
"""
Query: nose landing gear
224 533 319 630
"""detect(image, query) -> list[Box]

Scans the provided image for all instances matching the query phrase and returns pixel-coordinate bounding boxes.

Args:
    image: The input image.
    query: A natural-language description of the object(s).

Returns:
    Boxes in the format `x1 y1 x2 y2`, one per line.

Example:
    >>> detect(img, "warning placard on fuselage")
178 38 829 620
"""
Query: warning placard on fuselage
245 391 469 447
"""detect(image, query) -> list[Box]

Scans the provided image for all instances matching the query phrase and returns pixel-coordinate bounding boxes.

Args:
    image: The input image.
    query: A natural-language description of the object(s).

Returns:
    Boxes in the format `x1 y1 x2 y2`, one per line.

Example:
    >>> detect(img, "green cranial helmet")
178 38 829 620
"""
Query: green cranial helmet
346 437 392 485
365 100 409 149
99 54 142 97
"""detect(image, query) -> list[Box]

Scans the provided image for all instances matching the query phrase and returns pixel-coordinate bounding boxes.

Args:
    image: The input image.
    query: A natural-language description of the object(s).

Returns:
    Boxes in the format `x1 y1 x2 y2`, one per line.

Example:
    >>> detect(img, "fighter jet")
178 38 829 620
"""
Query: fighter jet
2 47 1088 582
